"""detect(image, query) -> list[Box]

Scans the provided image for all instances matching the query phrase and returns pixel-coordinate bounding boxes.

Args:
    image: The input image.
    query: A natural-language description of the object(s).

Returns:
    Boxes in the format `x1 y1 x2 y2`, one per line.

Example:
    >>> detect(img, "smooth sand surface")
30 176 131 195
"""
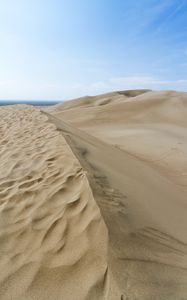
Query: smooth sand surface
0 105 119 300
46 90 187 299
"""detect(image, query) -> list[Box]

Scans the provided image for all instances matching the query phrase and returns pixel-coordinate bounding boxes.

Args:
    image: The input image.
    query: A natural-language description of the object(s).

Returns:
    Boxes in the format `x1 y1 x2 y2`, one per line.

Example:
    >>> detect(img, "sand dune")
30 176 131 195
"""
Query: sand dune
1 90 187 300
45 90 187 299
49 90 187 186
0 105 118 300
47 89 151 112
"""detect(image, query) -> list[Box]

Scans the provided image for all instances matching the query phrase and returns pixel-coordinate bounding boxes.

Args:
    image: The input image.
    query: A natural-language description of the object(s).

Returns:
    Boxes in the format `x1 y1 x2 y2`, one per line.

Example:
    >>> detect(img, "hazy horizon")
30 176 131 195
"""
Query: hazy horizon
0 87 187 103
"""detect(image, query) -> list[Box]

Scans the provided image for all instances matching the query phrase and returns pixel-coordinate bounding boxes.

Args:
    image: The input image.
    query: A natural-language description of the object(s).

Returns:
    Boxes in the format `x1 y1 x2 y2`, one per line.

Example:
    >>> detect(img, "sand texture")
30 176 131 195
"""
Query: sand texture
46 90 187 300
0 90 187 300
0 105 118 300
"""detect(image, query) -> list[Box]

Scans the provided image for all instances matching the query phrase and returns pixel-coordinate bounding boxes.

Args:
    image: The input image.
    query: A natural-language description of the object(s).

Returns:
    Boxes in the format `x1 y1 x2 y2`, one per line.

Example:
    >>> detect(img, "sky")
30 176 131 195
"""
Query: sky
0 0 187 100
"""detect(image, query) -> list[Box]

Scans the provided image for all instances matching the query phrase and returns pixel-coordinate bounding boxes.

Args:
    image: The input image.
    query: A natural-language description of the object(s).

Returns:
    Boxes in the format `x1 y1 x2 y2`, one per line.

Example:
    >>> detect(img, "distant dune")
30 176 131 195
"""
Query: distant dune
0 90 187 299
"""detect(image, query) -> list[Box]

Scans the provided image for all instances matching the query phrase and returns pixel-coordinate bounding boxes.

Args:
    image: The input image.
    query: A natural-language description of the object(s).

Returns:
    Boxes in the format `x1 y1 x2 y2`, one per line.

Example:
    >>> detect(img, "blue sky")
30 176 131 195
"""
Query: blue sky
0 0 187 100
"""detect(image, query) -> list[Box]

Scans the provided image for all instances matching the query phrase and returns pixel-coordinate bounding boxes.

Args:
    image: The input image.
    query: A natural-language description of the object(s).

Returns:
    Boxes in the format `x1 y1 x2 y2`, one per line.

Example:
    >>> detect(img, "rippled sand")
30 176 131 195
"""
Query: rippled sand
0 105 118 300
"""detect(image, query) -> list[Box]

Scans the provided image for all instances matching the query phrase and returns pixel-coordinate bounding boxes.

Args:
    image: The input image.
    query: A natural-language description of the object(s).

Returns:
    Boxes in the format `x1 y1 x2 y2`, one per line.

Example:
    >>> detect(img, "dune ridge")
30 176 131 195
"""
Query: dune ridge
48 90 187 187
1 89 187 300
45 89 187 300
47 89 151 113
45 111 187 300
0 105 118 300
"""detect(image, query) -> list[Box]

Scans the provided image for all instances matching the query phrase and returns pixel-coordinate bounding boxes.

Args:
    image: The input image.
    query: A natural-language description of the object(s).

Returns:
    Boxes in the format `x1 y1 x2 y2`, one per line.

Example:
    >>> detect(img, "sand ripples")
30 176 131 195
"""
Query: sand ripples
0 105 111 300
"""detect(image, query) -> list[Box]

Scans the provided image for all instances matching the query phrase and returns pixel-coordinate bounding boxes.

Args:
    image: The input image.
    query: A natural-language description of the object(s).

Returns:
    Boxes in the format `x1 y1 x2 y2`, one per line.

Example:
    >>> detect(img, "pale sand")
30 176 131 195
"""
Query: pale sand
0 90 187 300
46 90 187 299
0 105 119 300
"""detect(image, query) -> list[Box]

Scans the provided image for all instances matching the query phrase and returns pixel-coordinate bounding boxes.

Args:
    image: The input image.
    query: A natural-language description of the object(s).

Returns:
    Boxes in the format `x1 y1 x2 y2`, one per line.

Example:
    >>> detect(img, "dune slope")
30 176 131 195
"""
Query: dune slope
46 90 187 300
0 105 118 300
48 90 187 187
47 89 151 113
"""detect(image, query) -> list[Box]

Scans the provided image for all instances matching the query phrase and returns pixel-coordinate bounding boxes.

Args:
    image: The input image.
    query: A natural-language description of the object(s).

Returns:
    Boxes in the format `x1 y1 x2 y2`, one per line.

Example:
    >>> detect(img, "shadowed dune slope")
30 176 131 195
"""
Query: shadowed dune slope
45 89 187 300
0 105 119 300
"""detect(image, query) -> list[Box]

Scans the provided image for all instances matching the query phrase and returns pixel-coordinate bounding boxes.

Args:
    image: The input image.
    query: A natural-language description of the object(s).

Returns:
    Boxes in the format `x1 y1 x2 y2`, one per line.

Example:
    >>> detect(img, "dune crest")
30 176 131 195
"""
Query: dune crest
48 90 187 186
1 89 187 300
0 105 118 300
45 89 187 300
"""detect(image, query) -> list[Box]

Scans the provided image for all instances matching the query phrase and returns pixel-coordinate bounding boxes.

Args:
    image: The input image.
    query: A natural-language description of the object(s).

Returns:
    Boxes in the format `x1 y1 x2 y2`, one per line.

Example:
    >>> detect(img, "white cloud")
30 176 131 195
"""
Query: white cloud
0 76 187 100
110 76 168 86
58 76 187 100
154 0 187 33
109 76 187 91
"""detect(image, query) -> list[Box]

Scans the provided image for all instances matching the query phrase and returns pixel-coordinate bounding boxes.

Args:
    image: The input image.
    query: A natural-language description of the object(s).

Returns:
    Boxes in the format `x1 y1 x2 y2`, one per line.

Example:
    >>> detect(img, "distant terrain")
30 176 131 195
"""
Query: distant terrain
0 100 61 106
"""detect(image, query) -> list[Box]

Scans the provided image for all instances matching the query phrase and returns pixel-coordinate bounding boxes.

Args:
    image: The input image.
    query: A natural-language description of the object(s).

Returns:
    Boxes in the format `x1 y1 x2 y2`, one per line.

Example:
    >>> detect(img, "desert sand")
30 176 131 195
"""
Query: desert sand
0 105 119 300
0 90 187 299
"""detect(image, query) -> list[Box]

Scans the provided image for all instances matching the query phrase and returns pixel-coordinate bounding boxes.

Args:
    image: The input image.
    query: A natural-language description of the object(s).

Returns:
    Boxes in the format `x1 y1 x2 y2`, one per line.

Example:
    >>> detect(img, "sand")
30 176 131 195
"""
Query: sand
0 105 119 300
46 90 187 299
0 90 187 299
